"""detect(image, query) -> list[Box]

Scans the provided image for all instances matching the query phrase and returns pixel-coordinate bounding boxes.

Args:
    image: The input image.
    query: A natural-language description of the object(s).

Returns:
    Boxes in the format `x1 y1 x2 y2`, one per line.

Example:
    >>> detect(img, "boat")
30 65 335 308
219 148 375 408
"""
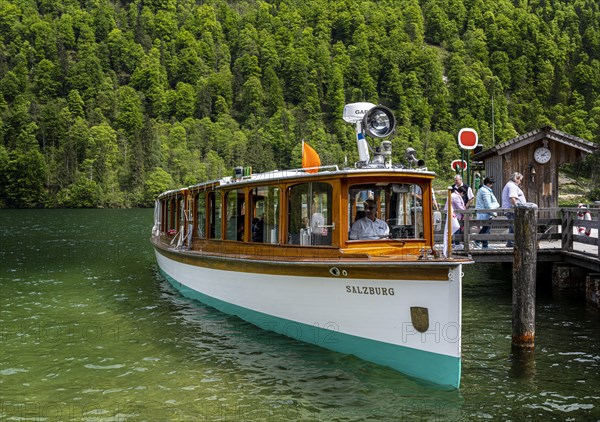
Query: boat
151 103 471 388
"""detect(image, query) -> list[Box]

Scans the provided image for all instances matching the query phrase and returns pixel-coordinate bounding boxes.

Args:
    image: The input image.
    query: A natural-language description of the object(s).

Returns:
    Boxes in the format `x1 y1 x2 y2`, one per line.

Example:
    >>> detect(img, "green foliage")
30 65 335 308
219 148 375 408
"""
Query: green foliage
57 173 101 208
0 0 599 207
143 167 174 205
4 142 47 208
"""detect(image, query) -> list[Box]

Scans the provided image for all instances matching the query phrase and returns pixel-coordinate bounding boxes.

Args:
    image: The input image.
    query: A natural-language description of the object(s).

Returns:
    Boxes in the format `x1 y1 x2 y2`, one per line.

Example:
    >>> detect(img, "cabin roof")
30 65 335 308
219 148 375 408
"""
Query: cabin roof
158 166 436 198
215 166 434 187
473 126 597 161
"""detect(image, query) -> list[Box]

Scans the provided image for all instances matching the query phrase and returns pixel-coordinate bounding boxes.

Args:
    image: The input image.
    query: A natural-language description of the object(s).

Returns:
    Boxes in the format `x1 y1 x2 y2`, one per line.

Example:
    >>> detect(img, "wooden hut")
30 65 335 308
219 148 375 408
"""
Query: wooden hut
472 126 597 208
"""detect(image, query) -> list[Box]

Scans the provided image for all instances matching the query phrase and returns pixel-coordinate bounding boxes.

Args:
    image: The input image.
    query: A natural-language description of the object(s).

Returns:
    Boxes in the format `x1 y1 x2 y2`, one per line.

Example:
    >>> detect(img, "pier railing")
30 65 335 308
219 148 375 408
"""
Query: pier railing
433 207 599 259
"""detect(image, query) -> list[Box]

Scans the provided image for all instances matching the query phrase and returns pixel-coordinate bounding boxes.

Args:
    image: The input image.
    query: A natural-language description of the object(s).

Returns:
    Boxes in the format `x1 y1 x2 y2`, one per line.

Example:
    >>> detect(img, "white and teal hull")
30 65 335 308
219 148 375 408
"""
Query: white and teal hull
155 250 462 388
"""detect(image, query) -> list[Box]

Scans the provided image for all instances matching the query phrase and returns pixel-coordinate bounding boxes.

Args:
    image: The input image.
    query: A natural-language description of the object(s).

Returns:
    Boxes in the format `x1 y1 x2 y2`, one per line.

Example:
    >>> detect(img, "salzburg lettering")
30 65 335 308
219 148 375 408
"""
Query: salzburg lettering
345 285 395 296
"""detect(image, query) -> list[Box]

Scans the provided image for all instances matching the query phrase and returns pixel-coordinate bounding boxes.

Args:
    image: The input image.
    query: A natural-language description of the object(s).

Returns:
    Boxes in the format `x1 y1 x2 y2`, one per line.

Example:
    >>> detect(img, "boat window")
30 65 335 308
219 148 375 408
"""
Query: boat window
165 198 173 233
225 189 245 241
250 186 279 243
166 196 184 236
161 199 166 233
348 183 424 240
208 191 222 239
166 196 182 235
179 197 185 226
196 191 206 239
287 182 333 246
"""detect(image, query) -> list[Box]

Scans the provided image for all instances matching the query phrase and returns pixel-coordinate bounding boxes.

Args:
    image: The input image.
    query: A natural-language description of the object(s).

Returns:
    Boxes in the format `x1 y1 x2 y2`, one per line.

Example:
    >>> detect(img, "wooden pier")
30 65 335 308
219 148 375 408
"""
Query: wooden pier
435 205 600 348
435 206 600 272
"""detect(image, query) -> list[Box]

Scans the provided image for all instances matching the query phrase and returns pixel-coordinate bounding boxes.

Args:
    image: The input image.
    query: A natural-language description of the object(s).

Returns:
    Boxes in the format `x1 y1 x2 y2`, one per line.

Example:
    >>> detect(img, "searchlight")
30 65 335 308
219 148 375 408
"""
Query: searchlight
343 103 396 167
364 106 396 139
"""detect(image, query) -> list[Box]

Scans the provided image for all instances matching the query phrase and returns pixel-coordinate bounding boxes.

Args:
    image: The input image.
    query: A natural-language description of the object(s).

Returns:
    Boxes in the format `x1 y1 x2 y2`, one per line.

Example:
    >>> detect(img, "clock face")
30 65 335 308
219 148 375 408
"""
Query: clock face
534 147 551 164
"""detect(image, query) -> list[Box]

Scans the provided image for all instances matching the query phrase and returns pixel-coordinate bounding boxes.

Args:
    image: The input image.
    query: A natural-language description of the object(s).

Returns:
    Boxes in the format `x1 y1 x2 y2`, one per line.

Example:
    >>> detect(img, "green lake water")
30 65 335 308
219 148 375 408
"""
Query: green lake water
1 209 599 421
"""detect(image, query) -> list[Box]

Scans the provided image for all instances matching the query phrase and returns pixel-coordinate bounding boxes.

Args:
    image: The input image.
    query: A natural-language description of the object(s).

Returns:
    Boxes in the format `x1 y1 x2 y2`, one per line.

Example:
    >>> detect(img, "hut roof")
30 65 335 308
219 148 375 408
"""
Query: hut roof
473 126 597 161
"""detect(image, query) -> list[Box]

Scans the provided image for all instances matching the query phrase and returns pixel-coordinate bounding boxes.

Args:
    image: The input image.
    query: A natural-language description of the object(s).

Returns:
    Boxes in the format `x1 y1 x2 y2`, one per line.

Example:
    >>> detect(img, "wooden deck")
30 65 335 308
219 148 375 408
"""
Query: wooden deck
434 207 600 272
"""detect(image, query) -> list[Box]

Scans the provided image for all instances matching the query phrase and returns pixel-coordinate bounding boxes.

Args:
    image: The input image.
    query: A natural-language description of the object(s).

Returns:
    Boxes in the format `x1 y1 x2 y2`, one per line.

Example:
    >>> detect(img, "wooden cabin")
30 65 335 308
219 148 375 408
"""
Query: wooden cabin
155 168 439 260
472 126 597 208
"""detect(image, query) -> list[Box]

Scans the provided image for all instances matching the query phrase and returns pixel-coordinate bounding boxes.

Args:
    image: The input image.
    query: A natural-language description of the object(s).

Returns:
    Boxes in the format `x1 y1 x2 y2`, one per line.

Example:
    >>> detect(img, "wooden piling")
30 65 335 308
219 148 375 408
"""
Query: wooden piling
512 204 538 349
586 273 600 308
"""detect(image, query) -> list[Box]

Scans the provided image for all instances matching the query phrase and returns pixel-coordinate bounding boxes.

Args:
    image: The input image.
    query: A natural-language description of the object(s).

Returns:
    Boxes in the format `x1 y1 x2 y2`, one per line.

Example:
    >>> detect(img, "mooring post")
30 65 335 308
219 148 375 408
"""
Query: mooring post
512 203 538 349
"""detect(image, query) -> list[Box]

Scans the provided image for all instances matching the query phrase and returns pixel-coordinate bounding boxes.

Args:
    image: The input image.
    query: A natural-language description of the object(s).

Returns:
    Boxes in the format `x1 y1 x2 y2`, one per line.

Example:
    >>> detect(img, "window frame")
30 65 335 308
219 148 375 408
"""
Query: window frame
250 185 280 244
195 190 207 240
224 189 246 241
347 181 427 241
208 190 223 240
286 181 334 246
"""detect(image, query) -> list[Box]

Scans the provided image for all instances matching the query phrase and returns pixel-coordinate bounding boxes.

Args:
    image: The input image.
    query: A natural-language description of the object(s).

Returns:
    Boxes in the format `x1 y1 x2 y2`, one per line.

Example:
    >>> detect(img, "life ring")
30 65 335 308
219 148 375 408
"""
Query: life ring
576 204 591 236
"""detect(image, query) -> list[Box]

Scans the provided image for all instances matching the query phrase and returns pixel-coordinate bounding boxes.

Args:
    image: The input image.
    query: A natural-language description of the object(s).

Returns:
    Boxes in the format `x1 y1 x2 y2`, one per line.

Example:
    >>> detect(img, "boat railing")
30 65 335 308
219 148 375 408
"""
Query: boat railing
292 164 340 174
219 165 341 185
263 164 340 177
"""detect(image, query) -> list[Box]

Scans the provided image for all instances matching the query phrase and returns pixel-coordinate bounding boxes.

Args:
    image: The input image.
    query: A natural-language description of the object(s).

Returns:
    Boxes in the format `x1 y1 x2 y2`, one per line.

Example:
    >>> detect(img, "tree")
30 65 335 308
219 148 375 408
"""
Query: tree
281 47 309 104
67 90 85 118
172 82 196 121
205 149 226 180
116 86 143 139
0 144 8 206
404 2 425 43
239 76 264 123
130 48 167 117
4 123 47 207
88 123 118 185
143 166 174 205
67 32 104 99
57 171 101 208
33 59 60 100
107 28 144 82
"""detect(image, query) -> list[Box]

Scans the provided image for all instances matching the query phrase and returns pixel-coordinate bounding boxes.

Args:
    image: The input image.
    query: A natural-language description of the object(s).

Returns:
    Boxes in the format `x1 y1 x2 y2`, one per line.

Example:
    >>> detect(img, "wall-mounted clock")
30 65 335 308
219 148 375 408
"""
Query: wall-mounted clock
534 146 551 164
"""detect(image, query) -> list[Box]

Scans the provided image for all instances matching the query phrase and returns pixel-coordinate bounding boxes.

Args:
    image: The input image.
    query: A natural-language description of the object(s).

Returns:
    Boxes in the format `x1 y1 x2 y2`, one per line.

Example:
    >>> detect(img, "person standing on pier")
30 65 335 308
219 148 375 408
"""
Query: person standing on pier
475 177 500 249
501 172 526 247
453 174 475 208
444 186 467 249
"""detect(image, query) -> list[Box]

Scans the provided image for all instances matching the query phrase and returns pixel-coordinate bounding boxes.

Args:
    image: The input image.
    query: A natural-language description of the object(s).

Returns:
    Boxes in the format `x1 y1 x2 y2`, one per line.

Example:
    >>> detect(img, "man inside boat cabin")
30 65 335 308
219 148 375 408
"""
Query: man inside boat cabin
349 199 390 240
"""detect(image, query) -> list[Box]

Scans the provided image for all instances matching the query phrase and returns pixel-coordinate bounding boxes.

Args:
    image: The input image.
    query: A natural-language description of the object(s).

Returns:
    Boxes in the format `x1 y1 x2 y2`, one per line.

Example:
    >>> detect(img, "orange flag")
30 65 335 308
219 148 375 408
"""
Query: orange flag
302 141 321 174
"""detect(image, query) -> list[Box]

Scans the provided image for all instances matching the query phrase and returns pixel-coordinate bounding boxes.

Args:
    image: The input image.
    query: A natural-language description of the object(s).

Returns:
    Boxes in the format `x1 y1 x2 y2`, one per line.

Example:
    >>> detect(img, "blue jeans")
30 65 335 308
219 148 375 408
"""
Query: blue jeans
453 228 461 246
506 212 515 246
478 222 491 247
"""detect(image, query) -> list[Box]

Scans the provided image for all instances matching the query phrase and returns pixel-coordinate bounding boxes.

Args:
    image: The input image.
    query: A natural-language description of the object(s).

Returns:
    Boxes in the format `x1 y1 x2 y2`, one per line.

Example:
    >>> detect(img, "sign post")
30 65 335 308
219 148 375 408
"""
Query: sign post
457 128 478 187
450 160 467 172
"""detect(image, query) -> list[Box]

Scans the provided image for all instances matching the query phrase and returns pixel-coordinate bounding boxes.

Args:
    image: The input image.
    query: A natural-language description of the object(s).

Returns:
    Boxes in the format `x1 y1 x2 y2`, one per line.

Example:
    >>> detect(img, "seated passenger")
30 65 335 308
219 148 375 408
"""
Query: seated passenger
311 211 325 235
251 217 263 242
349 199 389 240
302 216 310 229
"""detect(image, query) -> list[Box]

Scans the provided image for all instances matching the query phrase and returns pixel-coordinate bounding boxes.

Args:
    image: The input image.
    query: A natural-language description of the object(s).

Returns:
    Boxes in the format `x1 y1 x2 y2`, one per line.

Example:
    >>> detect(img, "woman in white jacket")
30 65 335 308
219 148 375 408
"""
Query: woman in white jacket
475 177 500 249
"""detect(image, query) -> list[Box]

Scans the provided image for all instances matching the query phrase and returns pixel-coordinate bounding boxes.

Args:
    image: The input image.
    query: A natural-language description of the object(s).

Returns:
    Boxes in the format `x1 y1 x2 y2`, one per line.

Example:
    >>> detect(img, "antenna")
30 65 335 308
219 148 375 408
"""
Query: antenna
491 91 495 144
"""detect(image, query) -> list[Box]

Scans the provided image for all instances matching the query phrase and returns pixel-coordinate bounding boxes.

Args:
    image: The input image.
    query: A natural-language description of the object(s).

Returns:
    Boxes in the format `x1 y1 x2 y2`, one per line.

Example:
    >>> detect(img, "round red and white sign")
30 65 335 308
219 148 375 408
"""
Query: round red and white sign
458 128 478 150
451 160 467 171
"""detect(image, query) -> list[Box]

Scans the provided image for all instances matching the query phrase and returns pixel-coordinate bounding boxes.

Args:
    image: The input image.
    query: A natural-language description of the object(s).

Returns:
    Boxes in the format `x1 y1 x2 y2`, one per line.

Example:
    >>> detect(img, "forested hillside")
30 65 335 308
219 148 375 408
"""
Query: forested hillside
1 0 599 207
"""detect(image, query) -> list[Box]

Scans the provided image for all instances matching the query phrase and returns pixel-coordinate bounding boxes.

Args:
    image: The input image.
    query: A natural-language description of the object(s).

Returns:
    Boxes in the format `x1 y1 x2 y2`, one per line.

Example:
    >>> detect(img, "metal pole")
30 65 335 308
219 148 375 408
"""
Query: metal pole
461 150 465 181
466 149 471 188
491 91 495 145
447 188 453 256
